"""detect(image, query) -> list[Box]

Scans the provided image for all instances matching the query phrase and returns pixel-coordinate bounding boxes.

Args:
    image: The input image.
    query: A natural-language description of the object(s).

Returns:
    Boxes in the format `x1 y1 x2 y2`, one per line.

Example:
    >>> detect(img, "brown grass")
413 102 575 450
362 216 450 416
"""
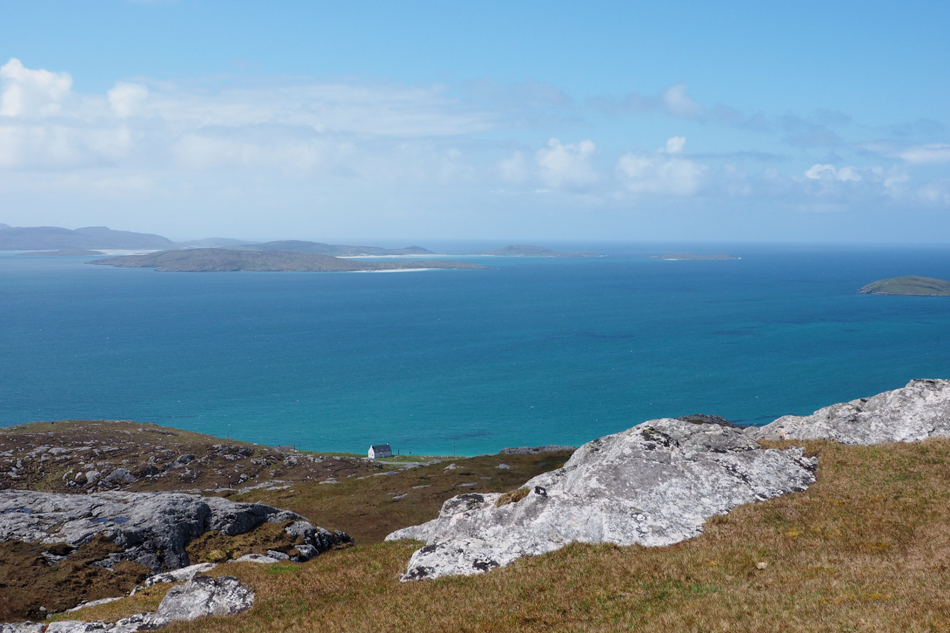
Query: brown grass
496 487 530 507
64 438 950 632
0 535 149 622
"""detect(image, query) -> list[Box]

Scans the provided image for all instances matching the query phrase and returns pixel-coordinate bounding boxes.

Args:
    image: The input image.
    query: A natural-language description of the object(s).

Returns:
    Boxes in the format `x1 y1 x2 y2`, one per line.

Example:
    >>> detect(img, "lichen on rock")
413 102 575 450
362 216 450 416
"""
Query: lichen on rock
387 418 817 580
747 379 950 445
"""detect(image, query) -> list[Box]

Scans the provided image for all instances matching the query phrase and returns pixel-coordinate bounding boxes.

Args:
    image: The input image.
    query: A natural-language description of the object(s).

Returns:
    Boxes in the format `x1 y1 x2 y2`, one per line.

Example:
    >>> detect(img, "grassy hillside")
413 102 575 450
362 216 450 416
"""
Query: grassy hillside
7 422 950 631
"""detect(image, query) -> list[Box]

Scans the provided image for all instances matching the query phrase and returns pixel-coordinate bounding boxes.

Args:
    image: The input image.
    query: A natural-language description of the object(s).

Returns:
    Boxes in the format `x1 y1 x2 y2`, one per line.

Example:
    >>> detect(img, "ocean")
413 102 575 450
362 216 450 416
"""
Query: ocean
1 244 949 455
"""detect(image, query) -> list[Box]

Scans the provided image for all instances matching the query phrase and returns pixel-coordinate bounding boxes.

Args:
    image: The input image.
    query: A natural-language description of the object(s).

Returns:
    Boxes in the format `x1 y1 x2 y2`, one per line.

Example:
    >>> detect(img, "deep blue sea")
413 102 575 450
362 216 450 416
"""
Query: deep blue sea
2 244 949 455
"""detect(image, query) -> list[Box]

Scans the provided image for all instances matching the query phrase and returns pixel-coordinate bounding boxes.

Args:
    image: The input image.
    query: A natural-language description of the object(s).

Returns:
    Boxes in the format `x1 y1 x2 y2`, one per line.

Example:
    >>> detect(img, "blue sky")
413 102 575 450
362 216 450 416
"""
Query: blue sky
0 0 948 242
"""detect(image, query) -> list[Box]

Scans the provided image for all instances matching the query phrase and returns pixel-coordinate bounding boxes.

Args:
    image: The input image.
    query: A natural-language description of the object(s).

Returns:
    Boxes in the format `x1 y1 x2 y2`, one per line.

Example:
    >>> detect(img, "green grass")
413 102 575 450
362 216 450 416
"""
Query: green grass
67 439 950 632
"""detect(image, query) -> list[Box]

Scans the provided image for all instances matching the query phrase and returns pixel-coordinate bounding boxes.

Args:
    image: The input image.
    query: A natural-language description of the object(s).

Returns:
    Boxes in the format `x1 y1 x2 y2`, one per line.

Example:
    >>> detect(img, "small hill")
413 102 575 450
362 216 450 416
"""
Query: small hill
89 249 486 272
228 240 434 257
0 225 174 250
859 276 950 296
479 245 601 257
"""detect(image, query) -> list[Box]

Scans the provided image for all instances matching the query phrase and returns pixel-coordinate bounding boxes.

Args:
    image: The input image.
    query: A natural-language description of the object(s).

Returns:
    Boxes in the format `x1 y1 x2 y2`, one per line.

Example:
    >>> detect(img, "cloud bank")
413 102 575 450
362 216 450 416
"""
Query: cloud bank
0 58 948 239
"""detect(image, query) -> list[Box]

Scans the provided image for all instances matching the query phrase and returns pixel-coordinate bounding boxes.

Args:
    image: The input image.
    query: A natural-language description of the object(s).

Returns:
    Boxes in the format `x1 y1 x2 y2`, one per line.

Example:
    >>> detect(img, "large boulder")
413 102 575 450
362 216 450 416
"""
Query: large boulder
387 418 816 580
0 490 351 572
38 576 253 633
747 379 950 445
156 575 253 622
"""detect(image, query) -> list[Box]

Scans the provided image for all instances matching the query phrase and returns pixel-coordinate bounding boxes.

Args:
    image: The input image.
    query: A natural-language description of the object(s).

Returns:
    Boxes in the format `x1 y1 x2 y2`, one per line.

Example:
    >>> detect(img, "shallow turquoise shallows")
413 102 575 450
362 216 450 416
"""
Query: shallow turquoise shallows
2 244 949 455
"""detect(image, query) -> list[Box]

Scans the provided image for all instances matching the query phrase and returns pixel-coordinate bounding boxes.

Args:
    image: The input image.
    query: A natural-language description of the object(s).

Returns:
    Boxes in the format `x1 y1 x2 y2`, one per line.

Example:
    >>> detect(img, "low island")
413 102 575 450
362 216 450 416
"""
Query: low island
858 276 950 296
89 249 488 272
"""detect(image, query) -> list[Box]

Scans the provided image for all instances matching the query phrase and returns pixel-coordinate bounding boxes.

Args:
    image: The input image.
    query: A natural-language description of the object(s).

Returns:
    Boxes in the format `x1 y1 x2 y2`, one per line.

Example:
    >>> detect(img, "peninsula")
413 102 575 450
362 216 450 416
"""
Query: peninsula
89 249 487 272
476 244 601 257
858 275 950 296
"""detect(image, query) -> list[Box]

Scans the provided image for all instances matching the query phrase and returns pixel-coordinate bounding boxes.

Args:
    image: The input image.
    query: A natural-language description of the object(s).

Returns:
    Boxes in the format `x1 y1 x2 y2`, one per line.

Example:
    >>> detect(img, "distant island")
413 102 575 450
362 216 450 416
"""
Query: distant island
226 240 434 257
0 224 174 250
859 276 950 296
652 253 739 260
0 224 435 257
476 245 602 257
17 249 104 257
89 249 488 273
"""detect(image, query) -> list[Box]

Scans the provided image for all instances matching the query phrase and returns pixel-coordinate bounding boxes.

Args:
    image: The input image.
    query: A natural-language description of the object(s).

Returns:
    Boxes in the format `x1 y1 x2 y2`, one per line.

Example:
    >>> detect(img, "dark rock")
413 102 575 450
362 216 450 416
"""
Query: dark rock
498 446 576 455
678 414 740 428
0 490 352 573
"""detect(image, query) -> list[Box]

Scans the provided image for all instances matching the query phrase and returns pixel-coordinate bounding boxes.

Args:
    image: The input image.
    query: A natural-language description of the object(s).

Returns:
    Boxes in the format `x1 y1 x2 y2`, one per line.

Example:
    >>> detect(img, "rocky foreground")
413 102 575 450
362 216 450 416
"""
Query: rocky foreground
748 379 950 444
387 418 817 580
0 490 351 573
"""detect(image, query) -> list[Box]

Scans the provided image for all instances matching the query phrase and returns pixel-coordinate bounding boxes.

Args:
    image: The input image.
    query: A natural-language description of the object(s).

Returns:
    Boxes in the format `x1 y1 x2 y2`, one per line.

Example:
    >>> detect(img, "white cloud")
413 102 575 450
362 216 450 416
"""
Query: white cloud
108 82 148 118
805 164 883 182
0 58 73 117
616 146 707 196
664 136 686 154
499 151 528 183
661 84 703 118
899 144 950 164
918 179 950 205
535 138 598 189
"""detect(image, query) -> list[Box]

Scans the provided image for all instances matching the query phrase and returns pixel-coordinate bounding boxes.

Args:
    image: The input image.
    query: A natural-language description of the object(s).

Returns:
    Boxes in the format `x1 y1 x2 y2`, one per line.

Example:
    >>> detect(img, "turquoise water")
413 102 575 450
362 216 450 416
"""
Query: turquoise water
2 245 949 455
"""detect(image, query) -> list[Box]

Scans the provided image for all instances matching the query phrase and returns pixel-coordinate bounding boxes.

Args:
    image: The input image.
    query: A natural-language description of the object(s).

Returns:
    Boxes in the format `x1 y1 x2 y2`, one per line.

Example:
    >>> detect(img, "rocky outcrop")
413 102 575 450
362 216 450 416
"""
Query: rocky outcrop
156 575 254 621
498 446 576 455
387 418 816 580
42 575 254 633
0 624 44 633
747 379 950 445
0 490 352 572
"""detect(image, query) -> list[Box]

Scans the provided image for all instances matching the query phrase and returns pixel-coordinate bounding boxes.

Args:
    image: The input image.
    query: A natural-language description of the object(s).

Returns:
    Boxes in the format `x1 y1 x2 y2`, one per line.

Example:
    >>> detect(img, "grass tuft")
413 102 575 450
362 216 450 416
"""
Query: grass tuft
496 487 530 507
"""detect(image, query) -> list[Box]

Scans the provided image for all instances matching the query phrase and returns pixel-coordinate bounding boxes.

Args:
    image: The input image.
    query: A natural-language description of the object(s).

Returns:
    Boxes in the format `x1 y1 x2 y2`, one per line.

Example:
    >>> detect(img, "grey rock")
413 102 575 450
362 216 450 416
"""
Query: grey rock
144 563 216 587
66 597 124 612
748 379 950 445
46 622 111 633
0 623 45 633
495 464 511 470
103 468 137 485
265 549 289 560
156 575 254 621
498 445 576 455
231 553 280 564
42 612 168 633
387 419 816 580
0 490 352 573
678 414 740 428
110 613 168 633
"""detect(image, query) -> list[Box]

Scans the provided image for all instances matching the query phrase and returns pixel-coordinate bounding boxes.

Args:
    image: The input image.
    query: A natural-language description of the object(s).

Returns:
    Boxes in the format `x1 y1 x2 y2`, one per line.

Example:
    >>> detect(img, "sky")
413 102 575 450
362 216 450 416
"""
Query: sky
0 0 948 243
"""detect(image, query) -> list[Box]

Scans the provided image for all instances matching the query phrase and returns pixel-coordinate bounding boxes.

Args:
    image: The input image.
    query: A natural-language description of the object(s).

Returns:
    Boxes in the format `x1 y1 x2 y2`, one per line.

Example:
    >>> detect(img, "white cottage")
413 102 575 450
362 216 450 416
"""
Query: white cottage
368 444 393 459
